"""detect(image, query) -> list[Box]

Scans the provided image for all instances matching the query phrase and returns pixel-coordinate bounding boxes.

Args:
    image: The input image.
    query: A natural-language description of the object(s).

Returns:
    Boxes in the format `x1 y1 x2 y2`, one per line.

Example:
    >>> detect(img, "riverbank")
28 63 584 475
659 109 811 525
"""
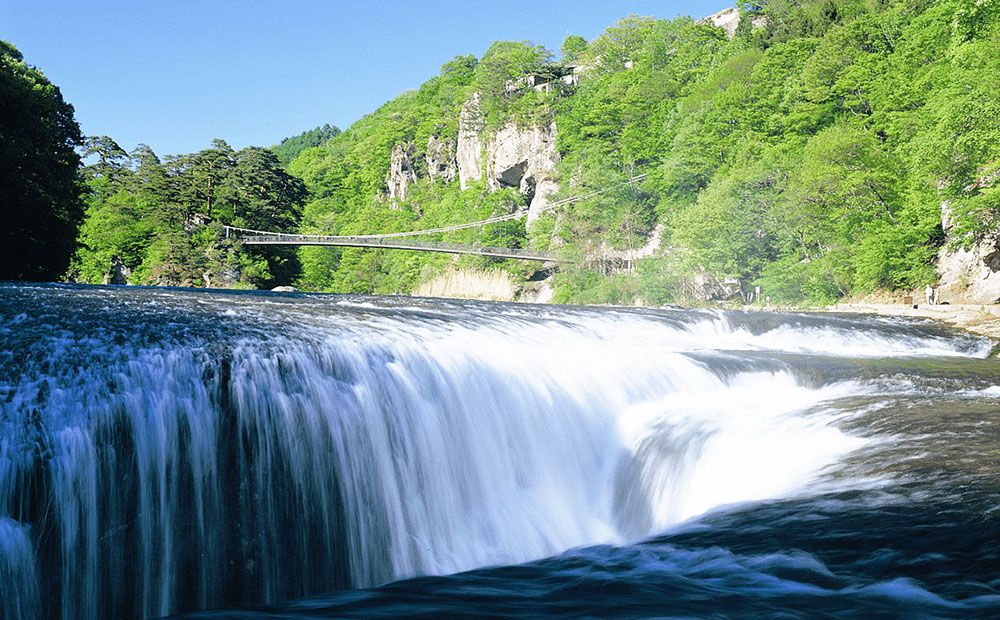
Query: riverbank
736 287 1000 342
824 302 1000 342
735 289 1000 343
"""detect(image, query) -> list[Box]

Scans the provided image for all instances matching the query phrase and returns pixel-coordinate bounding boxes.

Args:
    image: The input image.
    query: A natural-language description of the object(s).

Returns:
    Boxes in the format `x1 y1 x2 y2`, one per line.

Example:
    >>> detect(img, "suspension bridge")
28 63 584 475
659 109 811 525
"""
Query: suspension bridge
225 173 647 263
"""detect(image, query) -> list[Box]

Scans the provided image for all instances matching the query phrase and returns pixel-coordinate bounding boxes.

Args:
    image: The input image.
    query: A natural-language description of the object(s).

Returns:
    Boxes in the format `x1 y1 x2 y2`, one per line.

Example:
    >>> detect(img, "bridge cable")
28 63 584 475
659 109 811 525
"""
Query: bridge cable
223 173 647 240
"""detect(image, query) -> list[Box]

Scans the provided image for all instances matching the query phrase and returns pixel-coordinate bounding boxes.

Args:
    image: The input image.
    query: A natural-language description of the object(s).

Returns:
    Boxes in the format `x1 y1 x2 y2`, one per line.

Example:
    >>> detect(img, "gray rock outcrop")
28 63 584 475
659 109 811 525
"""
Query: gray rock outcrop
457 93 484 189
699 8 741 39
386 142 419 203
385 136 458 203
485 121 561 225
456 92 562 226
936 198 1000 303
103 255 131 285
426 136 456 184
937 241 1000 305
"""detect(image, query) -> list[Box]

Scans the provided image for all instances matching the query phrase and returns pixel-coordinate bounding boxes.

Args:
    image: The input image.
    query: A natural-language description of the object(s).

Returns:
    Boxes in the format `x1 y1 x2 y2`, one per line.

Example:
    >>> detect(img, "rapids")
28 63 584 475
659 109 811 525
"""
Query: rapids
0 283 997 619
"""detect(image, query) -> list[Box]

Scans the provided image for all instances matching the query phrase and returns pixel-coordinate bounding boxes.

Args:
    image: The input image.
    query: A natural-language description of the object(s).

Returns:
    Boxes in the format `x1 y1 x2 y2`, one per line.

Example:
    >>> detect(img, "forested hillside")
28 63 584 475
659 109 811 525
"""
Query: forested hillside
278 0 1000 304
14 0 999 305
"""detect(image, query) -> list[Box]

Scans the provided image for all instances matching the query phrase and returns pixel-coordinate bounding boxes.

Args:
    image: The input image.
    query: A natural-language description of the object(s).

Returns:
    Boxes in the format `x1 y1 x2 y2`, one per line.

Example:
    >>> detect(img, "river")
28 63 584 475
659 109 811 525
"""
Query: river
1 283 998 619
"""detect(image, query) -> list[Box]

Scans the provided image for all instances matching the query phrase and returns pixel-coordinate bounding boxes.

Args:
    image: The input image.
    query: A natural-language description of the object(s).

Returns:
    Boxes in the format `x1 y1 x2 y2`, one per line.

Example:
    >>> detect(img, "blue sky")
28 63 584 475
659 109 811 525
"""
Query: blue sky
3 1 730 157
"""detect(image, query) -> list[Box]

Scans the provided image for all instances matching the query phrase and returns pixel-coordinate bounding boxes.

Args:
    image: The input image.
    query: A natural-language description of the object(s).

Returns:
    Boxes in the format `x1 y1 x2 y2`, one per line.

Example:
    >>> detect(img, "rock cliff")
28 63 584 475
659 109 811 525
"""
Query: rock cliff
386 142 419 203
457 93 485 189
385 136 458 204
457 93 561 226
699 8 741 39
935 196 1000 303
103 255 131 285
426 136 456 184
381 91 562 228
485 122 560 225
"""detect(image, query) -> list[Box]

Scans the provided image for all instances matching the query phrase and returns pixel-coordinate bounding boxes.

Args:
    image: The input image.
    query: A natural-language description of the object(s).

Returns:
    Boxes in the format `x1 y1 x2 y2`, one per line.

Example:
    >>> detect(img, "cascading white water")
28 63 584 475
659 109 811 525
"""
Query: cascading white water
0 286 990 620
236 319 868 588
0 517 39 620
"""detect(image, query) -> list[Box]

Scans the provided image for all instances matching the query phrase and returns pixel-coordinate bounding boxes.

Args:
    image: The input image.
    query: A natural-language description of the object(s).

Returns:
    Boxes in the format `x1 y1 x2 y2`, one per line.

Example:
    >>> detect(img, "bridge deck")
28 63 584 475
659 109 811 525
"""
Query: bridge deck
239 234 560 262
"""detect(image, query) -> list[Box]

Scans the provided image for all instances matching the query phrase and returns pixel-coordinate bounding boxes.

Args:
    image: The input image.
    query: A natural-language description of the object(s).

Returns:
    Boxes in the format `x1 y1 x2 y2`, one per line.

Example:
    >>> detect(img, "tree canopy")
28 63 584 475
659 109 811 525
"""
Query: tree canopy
71 139 307 288
0 40 84 281
272 124 341 166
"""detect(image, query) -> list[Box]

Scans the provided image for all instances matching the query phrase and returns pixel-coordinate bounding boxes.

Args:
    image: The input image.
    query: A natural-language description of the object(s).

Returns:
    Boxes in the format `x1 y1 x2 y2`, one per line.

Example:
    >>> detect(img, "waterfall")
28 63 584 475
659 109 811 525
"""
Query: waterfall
0 285 988 619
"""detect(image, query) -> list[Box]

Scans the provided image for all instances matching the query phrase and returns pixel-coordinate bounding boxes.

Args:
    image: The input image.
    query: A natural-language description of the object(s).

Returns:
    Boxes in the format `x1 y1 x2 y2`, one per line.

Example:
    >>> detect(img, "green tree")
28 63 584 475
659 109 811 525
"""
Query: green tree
560 35 587 63
82 135 130 188
0 40 84 280
272 124 341 166
671 162 785 300
166 139 235 220
472 40 556 127
923 18 1000 241
587 15 658 73
226 146 308 287
226 146 306 231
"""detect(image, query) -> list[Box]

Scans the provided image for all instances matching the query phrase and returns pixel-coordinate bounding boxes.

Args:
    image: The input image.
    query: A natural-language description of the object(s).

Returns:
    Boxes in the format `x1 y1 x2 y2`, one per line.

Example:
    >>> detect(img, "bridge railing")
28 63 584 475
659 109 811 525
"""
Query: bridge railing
238 233 560 262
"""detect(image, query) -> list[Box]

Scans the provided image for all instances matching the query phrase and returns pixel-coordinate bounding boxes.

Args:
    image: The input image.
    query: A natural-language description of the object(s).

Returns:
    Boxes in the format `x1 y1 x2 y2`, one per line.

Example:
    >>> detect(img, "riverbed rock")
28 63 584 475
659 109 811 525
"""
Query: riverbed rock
103 255 131 285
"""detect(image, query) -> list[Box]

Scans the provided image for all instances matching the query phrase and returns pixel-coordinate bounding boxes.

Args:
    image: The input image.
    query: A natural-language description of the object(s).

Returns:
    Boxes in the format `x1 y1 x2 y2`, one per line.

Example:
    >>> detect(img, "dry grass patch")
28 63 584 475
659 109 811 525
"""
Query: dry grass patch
413 268 518 302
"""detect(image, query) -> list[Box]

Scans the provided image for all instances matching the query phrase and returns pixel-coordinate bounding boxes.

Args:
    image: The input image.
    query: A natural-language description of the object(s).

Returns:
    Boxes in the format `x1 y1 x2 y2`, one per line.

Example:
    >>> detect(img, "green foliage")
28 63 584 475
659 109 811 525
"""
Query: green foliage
922 16 1000 242
739 0 872 47
0 40 85 281
756 253 846 304
475 40 554 98
272 124 340 166
952 0 1000 41
287 47 550 293
472 41 558 129
72 140 306 288
636 257 681 305
553 267 638 305
669 161 784 300
560 35 587 63
544 0 979 305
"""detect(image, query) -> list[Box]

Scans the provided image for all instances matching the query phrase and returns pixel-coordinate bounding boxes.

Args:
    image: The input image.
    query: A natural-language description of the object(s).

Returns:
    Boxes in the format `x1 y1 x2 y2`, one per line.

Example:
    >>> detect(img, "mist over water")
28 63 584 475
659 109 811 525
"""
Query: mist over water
1 284 998 619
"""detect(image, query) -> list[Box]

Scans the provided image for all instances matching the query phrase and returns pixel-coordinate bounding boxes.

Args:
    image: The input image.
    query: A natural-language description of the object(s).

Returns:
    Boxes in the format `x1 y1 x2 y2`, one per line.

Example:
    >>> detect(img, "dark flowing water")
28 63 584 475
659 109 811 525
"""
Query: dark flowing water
1 283 998 619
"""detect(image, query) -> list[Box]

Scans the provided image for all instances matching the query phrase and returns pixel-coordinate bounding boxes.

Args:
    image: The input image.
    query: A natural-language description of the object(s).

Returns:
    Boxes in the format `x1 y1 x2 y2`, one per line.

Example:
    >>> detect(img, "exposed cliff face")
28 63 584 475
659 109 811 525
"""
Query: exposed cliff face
588 224 664 268
699 7 741 39
382 93 562 226
385 136 458 204
426 136 456 184
486 122 560 225
938 239 1000 303
457 93 484 189
386 143 419 203
456 93 561 226
936 198 1000 303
